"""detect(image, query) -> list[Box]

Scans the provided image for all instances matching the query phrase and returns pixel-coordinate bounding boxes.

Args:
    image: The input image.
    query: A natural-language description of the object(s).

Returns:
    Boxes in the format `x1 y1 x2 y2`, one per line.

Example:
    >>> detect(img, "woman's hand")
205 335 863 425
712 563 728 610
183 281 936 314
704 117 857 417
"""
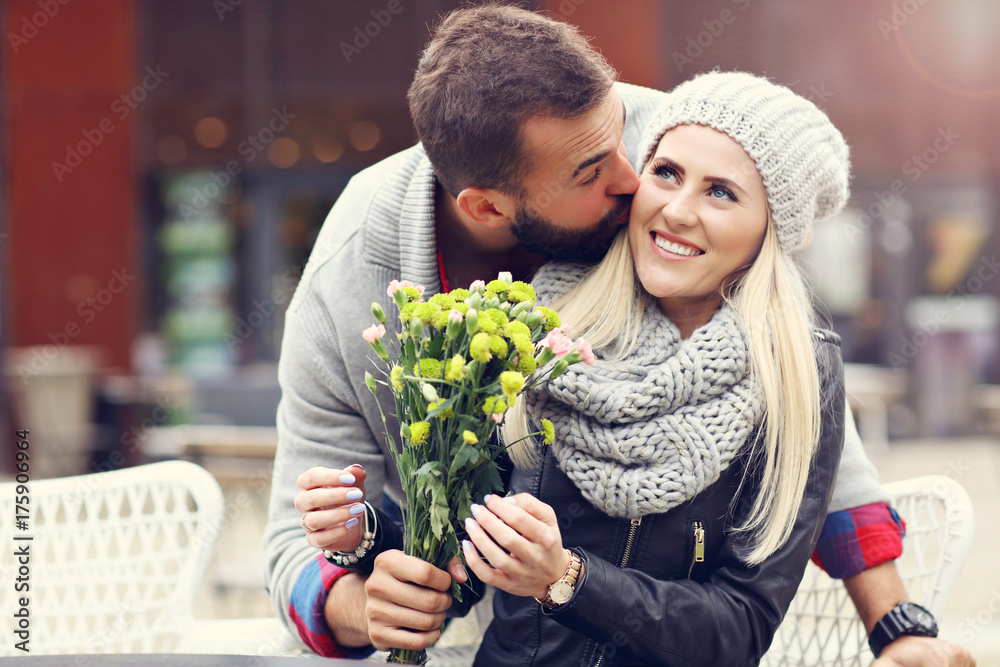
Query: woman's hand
294 464 367 553
461 493 571 600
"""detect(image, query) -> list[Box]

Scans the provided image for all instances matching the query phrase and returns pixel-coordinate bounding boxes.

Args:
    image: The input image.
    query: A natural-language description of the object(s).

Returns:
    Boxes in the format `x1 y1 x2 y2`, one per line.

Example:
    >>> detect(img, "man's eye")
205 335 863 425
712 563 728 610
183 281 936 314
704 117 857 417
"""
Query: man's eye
582 167 602 186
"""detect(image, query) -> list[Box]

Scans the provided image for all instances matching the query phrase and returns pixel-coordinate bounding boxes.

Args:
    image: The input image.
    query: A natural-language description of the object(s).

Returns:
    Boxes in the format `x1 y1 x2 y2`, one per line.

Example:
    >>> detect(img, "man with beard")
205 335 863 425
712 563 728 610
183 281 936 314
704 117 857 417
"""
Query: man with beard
265 5 973 666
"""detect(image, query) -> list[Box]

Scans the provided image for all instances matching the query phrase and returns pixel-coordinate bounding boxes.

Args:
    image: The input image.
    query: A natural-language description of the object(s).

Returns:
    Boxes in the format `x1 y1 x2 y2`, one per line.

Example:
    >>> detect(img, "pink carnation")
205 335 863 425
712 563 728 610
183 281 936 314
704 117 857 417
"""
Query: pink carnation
497 271 513 283
386 279 425 298
448 309 463 324
575 338 596 365
539 329 574 357
490 412 504 424
362 324 386 344
470 280 486 292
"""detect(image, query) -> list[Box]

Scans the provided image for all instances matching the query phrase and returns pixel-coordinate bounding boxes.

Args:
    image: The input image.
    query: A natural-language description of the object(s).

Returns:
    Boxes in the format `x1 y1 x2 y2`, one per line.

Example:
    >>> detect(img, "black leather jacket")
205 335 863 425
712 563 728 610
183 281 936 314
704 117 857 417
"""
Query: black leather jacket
474 330 845 667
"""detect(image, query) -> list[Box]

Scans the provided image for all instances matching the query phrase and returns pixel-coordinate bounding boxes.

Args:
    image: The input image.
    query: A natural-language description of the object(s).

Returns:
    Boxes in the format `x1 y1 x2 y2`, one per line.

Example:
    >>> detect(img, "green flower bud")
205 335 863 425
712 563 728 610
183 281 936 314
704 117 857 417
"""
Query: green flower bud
370 301 386 324
364 371 377 395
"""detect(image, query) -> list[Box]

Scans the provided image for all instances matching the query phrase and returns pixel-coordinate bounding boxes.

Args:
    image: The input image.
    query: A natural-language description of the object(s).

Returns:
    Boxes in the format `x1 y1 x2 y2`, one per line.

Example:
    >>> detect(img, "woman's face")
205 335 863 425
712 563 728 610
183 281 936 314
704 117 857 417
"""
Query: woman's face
628 124 769 324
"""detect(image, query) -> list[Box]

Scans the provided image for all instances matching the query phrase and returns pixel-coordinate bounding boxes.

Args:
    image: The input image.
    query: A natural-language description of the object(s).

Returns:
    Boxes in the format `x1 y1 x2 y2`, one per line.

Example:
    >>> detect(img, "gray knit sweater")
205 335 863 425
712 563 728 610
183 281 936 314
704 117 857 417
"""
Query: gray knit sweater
262 82 886 637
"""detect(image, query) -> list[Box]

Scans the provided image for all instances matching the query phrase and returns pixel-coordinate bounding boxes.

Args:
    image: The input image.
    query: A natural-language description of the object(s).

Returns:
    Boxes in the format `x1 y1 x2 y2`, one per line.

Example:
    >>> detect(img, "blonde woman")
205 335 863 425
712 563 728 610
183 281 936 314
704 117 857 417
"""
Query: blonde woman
461 71 849 666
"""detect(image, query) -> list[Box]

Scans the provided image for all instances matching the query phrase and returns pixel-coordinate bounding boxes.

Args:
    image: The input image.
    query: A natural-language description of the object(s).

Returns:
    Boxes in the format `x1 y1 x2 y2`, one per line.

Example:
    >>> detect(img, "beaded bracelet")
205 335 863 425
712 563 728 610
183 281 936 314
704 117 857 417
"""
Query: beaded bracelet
324 501 378 567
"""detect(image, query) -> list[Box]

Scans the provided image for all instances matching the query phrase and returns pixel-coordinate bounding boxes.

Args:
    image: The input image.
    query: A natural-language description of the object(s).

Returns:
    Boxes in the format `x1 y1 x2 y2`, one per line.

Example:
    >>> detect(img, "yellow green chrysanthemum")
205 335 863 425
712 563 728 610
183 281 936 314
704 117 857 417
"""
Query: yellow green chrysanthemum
485 308 508 328
409 421 431 445
504 320 531 339
429 293 456 310
500 370 524 403
516 354 537 376
508 281 536 304
445 354 466 382
399 301 419 323
509 332 534 358
413 303 442 329
536 306 561 332
390 365 405 391
402 286 423 302
488 334 508 358
482 396 507 416
462 430 478 445
470 332 493 363
427 401 453 419
541 419 555 445
418 358 443 379
449 288 470 301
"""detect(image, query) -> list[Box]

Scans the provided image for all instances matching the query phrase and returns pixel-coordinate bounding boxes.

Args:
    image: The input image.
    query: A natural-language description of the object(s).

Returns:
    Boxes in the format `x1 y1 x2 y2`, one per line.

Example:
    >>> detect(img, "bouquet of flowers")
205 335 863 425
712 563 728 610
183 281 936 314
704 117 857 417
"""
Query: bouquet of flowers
361 272 593 665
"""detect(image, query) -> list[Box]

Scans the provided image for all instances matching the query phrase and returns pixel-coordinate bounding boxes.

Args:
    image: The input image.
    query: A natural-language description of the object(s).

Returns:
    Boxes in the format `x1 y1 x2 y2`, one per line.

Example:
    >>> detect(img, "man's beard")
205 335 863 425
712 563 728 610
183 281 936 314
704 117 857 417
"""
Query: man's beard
511 195 632 264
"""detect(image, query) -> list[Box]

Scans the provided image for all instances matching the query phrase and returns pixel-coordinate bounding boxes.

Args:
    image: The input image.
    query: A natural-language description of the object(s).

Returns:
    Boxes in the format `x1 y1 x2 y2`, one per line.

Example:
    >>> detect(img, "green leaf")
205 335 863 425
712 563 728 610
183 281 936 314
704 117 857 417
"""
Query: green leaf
426 394 460 420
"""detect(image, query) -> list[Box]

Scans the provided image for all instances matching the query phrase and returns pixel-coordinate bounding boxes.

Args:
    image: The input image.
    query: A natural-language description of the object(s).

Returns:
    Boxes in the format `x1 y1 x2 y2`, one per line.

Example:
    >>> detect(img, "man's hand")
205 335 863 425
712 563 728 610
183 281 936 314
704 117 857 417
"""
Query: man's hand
364 550 467 652
872 635 976 667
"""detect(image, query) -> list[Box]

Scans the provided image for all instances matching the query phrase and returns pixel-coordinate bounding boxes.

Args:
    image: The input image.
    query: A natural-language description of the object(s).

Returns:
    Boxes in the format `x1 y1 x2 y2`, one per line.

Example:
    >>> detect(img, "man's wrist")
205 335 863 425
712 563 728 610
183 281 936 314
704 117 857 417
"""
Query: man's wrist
324 572 372 648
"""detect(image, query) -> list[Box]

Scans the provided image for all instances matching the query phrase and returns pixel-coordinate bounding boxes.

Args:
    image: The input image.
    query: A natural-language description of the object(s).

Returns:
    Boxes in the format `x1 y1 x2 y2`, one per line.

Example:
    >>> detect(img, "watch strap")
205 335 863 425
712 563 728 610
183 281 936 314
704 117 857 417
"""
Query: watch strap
868 602 938 657
535 549 582 609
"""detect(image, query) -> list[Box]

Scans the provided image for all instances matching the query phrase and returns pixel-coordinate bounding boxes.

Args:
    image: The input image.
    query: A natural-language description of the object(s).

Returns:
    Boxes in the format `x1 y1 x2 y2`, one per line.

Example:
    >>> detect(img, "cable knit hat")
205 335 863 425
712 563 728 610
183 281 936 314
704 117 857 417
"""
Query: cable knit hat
639 70 851 253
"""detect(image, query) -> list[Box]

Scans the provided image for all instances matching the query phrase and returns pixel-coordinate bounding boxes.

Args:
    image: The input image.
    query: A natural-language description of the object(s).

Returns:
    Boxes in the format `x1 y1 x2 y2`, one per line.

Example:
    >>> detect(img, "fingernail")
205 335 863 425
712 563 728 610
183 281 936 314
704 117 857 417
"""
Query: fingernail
339 473 356 484
462 539 472 551
344 517 359 530
504 496 517 505
346 488 364 501
350 503 366 516
470 503 482 517
349 463 365 470
483 494 494 504
464 517 477 532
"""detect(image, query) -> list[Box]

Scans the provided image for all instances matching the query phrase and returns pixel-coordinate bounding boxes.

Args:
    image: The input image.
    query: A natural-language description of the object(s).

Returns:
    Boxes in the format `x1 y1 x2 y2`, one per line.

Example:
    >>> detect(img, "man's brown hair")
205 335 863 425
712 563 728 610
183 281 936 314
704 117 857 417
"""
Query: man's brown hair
407 3 617 198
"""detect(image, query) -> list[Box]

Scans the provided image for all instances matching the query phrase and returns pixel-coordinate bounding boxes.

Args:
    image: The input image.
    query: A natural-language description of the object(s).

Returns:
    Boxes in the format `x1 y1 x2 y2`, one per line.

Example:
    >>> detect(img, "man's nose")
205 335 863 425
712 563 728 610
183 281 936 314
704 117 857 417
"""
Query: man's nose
607 143 639 196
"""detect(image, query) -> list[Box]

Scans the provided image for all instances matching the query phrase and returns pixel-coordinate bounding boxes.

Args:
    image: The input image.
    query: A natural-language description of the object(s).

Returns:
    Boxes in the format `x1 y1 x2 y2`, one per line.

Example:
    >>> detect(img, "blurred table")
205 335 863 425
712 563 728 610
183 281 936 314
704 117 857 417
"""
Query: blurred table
844 363 908 457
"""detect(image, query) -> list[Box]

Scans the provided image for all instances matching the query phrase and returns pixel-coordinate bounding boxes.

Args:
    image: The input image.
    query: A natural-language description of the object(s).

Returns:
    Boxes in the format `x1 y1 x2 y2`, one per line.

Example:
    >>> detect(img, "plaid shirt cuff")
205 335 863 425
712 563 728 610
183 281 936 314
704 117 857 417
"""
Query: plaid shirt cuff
811 502 906 580
288 552 375 658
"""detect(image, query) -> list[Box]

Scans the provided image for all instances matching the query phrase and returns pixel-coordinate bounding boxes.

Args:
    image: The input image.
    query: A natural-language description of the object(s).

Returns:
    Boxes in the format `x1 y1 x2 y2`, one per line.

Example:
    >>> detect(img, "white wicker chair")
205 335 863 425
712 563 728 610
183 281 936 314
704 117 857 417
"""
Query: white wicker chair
762 474 975 667
0 460 224 655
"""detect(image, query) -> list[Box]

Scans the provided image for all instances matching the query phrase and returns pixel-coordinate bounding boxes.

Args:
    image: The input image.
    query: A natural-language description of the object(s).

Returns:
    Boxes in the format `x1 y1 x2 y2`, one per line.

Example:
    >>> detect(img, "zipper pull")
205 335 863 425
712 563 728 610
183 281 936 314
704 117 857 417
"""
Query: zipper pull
694 522 705 563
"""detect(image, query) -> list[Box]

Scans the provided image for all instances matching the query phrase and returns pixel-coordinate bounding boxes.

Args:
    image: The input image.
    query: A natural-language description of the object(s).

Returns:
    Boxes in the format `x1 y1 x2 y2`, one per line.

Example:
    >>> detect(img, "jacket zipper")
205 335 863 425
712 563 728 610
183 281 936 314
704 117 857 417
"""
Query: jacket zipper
592 517 643 667
687 521 705 579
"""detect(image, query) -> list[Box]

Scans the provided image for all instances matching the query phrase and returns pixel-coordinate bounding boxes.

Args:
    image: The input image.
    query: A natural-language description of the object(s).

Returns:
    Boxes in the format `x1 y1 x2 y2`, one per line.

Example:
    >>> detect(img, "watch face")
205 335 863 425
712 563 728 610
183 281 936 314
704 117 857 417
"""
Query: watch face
900 602 938 633
550 582 574 604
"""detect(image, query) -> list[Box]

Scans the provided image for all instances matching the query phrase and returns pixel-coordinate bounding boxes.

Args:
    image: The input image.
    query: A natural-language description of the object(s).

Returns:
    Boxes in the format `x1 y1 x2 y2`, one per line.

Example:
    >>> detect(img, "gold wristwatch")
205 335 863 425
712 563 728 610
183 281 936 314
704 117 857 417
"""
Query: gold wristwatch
536 549 582 609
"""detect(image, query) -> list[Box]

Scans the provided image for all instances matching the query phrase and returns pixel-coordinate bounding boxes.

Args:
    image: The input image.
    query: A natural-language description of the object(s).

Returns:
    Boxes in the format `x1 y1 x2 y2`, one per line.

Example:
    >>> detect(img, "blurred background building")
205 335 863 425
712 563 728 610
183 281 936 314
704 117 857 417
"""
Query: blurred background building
1 0 999 658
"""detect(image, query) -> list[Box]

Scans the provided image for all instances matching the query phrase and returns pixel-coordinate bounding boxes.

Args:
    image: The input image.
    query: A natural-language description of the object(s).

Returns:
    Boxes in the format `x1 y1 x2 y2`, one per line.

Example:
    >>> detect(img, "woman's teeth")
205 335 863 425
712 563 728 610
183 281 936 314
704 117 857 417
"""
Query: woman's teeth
654 235 703 257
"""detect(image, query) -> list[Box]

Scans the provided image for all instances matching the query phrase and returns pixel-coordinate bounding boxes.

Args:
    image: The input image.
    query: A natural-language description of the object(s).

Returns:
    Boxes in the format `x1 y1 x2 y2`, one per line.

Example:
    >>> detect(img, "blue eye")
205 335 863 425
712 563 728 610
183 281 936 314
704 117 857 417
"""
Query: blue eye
711 186 737 201
651 161 677 182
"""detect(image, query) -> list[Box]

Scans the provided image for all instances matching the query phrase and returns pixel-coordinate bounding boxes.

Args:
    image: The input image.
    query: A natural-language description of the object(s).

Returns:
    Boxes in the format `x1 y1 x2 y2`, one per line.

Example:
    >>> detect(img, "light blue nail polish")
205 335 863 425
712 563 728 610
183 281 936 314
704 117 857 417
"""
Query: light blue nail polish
470 503 482 516
339 473 356 484
346 488 364 501
464 516 477 532
350 503 365 516
344 518 359 530
504 496 517 505
462 539 472 551
483 494 495 504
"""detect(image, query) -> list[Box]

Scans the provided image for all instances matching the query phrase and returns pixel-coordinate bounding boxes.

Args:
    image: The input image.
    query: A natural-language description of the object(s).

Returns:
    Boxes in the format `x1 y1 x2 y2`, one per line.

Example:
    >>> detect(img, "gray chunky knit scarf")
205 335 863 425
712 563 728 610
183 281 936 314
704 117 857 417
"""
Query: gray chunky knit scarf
527 264 764 519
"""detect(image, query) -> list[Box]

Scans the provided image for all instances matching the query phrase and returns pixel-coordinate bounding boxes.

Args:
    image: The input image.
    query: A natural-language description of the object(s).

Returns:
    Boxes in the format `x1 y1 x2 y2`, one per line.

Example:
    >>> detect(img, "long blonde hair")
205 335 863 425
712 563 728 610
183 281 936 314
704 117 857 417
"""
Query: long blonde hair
504 219 821 566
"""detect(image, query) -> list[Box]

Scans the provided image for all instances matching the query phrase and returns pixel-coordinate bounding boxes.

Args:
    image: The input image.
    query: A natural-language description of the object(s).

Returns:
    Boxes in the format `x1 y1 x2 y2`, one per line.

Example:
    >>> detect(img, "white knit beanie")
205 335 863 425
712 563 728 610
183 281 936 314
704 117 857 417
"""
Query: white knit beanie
639 70 851 253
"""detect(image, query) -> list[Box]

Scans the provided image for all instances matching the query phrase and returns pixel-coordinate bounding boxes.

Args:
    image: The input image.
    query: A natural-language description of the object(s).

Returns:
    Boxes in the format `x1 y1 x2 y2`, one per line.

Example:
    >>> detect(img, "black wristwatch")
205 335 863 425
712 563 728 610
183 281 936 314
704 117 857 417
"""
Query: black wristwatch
868 602 938 657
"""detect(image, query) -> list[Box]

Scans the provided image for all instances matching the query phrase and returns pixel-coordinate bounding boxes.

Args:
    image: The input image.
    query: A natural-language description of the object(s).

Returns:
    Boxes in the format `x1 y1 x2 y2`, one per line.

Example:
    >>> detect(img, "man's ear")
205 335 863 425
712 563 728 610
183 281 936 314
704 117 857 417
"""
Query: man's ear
455 187 517 229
